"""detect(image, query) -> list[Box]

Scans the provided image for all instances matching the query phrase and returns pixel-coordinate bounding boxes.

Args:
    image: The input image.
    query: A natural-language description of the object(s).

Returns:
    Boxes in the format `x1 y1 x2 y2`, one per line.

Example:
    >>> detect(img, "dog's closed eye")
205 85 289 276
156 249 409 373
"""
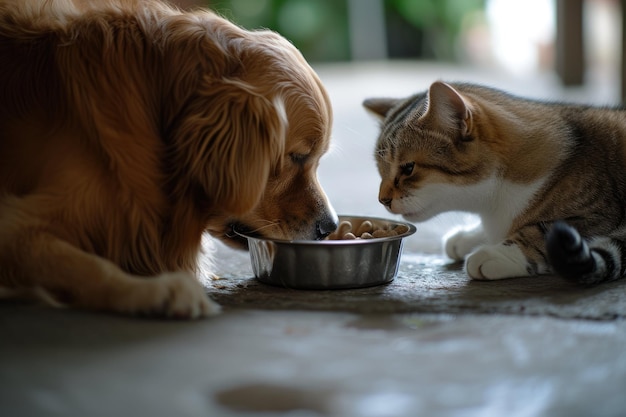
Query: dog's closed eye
290 153 309 165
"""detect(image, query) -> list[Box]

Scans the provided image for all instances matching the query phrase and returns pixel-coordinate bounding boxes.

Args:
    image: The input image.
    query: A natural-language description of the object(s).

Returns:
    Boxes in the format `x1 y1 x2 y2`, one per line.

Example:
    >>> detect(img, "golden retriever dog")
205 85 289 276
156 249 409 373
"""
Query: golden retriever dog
0 0 337 318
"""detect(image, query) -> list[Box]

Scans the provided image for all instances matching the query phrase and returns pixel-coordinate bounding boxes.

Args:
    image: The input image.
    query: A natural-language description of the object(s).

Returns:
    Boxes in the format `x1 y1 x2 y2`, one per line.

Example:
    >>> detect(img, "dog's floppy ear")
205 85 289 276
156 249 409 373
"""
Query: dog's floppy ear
173 79 286 215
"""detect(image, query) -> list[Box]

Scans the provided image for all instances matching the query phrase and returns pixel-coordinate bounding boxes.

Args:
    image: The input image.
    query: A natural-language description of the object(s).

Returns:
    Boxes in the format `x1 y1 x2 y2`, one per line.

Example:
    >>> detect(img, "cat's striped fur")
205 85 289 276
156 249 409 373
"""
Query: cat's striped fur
364 81 626 284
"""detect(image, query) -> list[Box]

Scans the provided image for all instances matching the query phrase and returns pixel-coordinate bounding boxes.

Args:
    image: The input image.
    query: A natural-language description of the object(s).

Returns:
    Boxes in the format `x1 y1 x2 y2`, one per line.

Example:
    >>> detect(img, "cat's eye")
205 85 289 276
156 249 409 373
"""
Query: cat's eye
400 162 415 176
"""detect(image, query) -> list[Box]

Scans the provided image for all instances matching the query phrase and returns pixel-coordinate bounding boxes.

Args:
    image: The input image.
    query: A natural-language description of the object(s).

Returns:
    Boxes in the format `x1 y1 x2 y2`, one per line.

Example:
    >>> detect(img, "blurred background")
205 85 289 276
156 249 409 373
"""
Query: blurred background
172 0 622 84
174 0 624 253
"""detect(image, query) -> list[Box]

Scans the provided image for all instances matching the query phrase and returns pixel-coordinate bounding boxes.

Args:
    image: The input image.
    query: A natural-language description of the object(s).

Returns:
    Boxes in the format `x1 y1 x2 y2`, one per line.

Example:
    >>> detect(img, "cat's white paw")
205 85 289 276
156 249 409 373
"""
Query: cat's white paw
445 226 487 261
466 244 530 280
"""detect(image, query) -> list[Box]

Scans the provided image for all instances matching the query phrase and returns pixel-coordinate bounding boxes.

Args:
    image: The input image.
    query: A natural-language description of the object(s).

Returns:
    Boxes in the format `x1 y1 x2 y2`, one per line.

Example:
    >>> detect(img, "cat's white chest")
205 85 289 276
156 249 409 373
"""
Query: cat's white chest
394 173 547 242
478 176 547 242
442 175 548 265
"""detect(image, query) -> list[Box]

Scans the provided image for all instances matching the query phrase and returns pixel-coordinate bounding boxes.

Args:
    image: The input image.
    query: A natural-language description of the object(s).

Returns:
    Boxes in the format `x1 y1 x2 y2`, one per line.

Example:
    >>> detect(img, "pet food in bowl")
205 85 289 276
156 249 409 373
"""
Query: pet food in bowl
236 215 416 289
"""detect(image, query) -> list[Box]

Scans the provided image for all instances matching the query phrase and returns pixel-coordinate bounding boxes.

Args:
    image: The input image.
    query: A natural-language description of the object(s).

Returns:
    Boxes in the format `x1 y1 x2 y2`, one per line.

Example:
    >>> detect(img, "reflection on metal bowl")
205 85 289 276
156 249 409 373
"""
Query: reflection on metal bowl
236 215 416 290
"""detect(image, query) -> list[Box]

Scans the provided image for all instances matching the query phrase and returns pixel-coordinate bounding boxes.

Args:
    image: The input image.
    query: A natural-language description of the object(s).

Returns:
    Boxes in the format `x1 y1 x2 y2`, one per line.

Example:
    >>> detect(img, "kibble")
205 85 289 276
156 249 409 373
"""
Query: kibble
326 220 410 240
336 220 352 237
356 220 373 236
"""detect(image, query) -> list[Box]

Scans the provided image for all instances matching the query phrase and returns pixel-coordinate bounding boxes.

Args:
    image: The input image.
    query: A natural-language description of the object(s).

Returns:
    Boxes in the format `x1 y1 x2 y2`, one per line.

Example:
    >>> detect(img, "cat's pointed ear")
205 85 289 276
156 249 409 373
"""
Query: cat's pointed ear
425 81 472 137
363 98 399 121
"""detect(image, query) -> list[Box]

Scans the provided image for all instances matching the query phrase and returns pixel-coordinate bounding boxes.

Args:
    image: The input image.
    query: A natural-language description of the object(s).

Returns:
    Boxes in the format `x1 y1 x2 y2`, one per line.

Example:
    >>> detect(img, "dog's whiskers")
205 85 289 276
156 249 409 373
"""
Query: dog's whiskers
246 220 281 234
227 220 282 238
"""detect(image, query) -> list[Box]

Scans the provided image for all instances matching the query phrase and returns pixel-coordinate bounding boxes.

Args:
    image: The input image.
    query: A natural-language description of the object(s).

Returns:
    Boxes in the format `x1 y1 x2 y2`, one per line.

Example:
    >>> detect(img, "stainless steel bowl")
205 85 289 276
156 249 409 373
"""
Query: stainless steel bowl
236 215 416 289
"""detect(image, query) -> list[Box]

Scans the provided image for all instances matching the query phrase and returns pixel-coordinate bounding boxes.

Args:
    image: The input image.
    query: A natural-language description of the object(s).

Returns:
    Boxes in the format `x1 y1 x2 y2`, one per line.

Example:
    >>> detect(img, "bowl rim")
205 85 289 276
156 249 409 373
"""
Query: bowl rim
234 214 416 246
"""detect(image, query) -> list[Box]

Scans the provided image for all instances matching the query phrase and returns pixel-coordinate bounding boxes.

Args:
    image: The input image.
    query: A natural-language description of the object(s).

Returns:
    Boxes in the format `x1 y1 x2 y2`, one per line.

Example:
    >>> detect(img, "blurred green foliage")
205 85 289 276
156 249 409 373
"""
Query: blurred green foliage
209 0 350 62
387 0 485 60
207 0 484 62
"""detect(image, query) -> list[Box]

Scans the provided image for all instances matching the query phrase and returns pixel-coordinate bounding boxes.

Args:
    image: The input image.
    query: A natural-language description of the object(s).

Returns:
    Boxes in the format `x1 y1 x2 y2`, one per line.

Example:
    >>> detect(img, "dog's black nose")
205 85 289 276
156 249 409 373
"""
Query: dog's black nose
315 213 339 240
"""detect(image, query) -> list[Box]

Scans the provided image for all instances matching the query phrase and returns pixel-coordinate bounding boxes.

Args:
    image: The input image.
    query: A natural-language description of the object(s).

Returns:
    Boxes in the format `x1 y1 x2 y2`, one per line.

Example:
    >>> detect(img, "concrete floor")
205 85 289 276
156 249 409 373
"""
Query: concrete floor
3 304 626 417
2 62 626 417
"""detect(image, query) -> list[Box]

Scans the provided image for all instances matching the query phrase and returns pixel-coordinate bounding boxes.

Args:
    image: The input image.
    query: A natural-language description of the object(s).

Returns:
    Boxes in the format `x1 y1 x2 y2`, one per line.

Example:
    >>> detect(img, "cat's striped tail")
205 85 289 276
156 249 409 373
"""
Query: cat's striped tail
546 221 624 284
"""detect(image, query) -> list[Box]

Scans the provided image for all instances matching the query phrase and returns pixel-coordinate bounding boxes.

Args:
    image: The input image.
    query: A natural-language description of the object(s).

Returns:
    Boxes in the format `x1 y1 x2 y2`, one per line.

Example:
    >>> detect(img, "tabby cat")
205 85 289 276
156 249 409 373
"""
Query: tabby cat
364 81 626 284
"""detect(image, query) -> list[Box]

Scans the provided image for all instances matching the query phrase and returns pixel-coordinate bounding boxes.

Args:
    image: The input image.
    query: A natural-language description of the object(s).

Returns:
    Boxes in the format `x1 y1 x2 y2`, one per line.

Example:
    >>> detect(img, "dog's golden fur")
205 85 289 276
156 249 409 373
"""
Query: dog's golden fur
0 0 337 318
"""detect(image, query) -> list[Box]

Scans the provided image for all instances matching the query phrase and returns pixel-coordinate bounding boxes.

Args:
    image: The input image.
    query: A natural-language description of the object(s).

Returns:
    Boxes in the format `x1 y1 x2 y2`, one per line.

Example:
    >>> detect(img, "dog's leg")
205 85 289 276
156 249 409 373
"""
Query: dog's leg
0 229 220 318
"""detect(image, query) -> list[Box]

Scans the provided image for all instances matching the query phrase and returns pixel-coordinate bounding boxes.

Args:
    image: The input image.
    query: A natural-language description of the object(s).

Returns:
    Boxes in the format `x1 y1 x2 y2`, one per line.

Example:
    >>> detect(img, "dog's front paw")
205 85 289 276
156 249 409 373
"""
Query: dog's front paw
118 272 220 319
444 226 487 261
466 244 530 280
